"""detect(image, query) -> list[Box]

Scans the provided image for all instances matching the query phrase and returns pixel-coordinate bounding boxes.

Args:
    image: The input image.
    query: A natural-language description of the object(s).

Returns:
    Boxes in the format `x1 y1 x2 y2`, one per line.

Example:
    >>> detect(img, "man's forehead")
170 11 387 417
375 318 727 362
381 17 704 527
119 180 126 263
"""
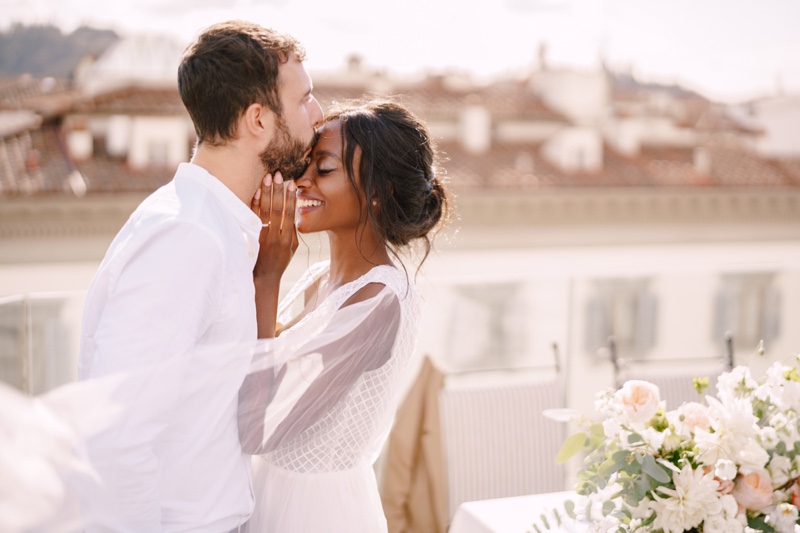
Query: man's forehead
278 57 312 94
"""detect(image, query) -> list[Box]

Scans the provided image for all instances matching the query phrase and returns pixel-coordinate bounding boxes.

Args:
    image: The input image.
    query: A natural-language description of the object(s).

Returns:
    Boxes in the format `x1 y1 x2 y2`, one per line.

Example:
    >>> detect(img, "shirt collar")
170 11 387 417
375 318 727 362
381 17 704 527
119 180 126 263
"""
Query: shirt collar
176 162 263 239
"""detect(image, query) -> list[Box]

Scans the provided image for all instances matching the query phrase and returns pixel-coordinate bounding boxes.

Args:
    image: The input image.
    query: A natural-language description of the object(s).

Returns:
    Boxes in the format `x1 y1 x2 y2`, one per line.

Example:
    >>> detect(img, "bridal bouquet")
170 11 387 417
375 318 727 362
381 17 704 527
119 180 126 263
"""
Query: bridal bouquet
546 356 800 533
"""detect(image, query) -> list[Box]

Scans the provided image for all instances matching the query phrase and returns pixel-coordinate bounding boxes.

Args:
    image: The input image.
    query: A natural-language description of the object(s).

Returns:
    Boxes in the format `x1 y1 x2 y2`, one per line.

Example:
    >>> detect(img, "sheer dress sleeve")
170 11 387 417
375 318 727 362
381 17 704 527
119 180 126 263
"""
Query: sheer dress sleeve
238 284 402 455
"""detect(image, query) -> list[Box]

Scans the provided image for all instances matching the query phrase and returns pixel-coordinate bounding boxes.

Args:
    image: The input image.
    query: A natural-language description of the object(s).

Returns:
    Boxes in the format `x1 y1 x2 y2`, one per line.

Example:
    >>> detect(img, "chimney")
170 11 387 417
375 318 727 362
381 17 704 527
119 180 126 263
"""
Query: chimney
693 146 711 174
459 96 491 154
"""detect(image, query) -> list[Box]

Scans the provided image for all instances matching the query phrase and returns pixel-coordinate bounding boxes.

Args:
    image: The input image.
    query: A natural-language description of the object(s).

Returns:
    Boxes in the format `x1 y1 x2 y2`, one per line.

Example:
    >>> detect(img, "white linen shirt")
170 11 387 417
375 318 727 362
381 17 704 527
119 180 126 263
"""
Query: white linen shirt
79 163 261 532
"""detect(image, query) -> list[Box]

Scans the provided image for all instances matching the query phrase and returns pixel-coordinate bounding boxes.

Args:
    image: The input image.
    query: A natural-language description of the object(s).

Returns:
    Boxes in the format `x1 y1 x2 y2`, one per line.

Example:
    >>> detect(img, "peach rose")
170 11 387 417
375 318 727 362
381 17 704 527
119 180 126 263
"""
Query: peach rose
617 380 660 424
731 469 774 511
681 402 711 432
702 464 735 494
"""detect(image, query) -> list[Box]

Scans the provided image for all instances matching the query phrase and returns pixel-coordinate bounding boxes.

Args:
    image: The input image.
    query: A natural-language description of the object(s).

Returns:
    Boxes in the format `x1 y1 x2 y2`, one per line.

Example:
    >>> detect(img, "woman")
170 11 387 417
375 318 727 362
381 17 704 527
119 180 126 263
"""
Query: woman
238 100 449 533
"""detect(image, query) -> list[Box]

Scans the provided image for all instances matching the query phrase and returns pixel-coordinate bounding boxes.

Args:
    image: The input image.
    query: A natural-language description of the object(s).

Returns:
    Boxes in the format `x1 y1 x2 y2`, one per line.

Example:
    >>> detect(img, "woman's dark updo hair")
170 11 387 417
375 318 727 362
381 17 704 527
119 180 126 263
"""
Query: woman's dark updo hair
323 99 450 267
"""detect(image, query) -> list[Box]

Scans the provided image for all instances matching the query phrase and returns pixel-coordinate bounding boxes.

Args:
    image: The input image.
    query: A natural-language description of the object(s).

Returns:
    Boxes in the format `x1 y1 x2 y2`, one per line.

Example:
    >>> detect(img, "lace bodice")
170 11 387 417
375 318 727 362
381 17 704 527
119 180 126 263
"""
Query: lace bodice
238 262 421 473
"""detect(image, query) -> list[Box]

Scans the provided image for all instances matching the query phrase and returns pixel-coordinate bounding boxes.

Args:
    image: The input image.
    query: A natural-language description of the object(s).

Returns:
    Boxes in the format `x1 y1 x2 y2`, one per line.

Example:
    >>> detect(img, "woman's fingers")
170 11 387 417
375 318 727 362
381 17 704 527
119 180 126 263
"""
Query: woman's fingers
253 174 271 221
282 181 297 238
268 173 284 237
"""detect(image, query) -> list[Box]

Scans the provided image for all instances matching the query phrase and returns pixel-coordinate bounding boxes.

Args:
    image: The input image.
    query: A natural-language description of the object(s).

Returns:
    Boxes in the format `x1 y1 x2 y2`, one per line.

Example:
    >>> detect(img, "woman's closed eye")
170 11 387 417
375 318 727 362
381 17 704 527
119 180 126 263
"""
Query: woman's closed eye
317 167 336 175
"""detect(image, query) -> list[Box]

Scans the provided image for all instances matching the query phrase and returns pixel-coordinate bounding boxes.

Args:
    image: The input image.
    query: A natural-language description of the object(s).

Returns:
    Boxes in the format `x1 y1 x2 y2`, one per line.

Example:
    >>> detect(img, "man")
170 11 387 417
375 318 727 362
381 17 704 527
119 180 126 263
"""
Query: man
78 20 322 532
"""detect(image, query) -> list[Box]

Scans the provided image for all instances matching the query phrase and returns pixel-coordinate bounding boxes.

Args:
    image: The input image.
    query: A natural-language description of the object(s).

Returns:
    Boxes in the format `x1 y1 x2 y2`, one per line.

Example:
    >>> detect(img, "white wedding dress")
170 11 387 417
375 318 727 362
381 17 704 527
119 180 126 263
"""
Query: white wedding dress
238 262 421 533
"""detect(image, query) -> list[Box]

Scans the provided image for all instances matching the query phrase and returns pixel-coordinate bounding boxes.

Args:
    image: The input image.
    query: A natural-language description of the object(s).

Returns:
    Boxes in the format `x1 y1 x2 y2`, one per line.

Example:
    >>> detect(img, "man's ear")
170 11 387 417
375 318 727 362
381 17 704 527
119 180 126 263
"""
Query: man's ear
241 103 276 143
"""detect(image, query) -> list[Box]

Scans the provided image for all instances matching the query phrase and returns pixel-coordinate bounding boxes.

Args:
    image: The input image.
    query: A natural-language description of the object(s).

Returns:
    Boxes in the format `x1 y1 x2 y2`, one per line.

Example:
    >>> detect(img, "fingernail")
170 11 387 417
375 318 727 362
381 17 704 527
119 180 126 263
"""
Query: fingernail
254 188 261 199
264 174 272 187
274 172 283 185
287 181 296 192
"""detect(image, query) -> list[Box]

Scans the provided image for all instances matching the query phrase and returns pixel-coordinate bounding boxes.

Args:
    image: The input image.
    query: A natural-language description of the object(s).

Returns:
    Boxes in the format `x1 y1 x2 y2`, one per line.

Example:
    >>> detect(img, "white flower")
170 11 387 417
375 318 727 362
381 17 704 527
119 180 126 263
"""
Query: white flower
715 459 738 481
661 431 683 453
720 494 739 519
737 438 770 473
703 513 726 533
587 515 621 533
758 426 780 449
616 380 661 424
769 503 799 533
640 426 666 451
602 417 622 441
649 465 722 533
716 366 758 404
668 401 711 439
696 396 758 465
768 455 793 488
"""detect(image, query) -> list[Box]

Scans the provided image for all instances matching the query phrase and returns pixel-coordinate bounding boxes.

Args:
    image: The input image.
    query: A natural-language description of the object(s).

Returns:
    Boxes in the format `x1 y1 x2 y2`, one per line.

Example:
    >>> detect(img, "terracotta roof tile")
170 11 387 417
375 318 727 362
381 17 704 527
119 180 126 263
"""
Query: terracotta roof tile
0 124 73 195
72 86 187 116
0 75 79 117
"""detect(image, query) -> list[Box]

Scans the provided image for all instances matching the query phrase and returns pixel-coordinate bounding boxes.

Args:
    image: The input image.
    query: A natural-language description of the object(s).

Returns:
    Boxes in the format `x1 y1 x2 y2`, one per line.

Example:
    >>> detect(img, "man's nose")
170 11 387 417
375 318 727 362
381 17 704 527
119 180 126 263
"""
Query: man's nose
310 97 323 128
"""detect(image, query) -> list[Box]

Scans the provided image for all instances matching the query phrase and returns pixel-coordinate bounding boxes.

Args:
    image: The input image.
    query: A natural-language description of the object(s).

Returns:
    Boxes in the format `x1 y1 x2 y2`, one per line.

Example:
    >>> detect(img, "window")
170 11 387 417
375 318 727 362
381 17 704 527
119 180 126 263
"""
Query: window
585 278 658 358
713 273 780 350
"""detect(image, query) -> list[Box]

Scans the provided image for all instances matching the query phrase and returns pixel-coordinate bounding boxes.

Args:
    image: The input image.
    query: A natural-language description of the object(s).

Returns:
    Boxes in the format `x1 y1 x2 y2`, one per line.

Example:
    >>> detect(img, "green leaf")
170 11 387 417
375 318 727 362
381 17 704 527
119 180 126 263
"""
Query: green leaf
641 454 671 483
540 514 550 529
564 500 576 519
602 500 616 516
747 514 776 532
588 423 606 447
599 450 630 477
627 432 644 445
556 432 587 464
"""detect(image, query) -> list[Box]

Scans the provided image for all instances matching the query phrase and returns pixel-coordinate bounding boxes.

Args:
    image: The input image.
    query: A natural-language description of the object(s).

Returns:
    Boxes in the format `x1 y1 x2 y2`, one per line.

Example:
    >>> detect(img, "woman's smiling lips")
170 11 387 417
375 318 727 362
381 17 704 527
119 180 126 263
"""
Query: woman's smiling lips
296 196 324 211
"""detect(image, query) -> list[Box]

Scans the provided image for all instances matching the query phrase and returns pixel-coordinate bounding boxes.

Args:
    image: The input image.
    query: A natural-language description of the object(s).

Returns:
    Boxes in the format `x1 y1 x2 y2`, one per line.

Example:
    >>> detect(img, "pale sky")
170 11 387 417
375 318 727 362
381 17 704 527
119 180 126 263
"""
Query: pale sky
3 0 800 103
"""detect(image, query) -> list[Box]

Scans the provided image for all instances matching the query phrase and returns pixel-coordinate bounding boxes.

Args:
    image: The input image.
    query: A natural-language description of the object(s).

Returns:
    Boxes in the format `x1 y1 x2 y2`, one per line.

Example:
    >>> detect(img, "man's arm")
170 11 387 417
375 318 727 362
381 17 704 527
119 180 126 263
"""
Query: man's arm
84 221 224 531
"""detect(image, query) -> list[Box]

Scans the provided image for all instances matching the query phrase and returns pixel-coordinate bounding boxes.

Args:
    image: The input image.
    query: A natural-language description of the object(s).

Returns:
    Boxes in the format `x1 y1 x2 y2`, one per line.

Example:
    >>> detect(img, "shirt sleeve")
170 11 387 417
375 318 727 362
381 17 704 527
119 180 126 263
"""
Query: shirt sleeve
238 286 402 455
83 220 225 531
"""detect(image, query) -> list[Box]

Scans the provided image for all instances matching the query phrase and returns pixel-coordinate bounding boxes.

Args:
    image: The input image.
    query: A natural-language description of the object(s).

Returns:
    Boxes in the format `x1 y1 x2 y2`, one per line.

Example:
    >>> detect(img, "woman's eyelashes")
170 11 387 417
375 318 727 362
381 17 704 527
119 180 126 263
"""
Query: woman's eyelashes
317 167 335 175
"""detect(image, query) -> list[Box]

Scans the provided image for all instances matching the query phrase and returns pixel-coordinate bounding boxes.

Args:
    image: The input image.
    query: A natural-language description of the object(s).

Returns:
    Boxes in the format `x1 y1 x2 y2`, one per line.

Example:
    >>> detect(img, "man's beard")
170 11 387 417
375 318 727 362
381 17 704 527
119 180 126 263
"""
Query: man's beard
259 117 314 181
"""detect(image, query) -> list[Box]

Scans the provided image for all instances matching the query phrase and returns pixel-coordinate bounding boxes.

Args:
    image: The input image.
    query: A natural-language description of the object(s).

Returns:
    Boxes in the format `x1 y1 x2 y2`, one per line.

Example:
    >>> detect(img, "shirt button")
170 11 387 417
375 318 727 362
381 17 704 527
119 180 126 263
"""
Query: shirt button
249 251 255 258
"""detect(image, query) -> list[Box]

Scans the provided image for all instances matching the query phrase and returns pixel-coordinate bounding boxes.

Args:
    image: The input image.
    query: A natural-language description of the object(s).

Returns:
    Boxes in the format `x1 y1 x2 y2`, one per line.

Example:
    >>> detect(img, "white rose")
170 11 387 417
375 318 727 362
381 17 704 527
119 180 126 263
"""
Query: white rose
702 513 728 533
737 438 770 473
715 459 738 481
616 380 660 424
768 455 793 488
681 401 712 431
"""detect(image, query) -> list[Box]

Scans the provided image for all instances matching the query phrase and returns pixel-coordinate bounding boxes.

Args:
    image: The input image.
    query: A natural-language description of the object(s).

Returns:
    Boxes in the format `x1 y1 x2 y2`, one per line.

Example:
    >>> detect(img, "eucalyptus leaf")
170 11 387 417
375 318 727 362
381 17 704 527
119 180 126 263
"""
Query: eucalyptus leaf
642 454 671 483
564 500 576 519
556 432 587 464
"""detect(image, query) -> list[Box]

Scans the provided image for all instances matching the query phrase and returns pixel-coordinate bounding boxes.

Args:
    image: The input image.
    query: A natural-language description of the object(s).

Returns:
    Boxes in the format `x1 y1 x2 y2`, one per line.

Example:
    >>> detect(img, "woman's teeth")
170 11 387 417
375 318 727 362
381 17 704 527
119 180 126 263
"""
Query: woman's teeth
297 199 323 208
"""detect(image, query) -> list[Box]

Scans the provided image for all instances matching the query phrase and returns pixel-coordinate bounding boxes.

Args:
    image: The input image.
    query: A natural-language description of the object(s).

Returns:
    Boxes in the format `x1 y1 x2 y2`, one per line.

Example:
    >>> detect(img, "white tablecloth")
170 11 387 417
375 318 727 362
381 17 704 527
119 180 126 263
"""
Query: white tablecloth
449 491 589 533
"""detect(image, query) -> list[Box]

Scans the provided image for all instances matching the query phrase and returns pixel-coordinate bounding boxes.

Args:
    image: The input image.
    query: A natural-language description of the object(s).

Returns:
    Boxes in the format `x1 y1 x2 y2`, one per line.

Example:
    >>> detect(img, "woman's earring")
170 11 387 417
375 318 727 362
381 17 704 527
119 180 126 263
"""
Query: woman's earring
372 200 378 206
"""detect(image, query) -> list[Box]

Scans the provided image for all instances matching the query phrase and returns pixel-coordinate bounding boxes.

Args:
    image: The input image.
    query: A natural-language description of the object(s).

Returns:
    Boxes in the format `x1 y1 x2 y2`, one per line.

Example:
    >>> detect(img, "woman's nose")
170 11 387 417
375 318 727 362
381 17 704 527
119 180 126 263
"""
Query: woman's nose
295 166 313 187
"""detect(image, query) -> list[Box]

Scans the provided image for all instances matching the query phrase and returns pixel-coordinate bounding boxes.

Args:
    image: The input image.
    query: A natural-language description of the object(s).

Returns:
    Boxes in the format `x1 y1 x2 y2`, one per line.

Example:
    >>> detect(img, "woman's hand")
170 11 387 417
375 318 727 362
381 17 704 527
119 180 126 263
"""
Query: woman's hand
251 172 299 282
251 172 298 338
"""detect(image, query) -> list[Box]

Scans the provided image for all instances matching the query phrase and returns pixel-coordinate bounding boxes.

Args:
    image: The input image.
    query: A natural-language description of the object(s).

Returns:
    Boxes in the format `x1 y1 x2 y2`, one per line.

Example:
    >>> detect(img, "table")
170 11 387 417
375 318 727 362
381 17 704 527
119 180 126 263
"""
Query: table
449 491 589 533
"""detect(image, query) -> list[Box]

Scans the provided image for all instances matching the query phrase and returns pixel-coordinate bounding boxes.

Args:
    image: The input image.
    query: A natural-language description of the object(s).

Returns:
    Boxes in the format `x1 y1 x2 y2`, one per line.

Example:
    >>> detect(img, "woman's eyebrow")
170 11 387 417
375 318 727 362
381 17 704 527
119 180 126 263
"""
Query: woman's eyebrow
314 150 341 161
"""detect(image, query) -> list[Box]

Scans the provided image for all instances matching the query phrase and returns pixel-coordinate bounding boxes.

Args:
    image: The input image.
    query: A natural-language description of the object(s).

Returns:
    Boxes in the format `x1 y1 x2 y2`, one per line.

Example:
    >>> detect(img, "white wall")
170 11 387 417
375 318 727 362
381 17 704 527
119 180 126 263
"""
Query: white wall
752 95 800 157
128 116 189 169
